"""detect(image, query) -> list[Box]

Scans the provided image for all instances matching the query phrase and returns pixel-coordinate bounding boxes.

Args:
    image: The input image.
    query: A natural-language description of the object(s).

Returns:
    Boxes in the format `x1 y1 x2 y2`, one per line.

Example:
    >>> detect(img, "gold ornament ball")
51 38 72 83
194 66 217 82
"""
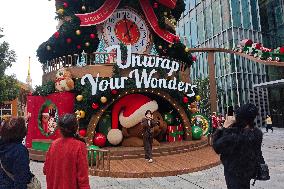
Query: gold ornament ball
100 96 107 104
168 44 172 48
196 95 201 101
164 12 168 16
79 110 86 119
85 42 90 47
76 95 83 102
57 8 64 15
185 47 190 52
46 45 51 51
75 30 81 35
158 45 163 49
82 6 86 11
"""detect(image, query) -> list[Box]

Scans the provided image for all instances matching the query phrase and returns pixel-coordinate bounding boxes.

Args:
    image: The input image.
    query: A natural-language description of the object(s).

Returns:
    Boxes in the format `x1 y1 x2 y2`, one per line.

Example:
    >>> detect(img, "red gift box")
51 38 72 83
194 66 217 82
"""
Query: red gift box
166 124 184 142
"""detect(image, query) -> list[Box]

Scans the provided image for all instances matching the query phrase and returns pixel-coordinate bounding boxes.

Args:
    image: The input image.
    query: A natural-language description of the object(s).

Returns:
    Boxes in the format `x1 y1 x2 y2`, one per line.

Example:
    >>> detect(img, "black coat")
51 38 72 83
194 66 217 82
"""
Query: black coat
213 127 265 179
141 118 158 136
0 139 33 189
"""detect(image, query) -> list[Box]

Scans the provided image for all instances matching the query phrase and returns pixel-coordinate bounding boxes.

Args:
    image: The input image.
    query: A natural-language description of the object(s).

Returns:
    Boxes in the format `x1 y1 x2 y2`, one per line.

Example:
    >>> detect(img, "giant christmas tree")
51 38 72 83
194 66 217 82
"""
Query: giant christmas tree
31 0 201 148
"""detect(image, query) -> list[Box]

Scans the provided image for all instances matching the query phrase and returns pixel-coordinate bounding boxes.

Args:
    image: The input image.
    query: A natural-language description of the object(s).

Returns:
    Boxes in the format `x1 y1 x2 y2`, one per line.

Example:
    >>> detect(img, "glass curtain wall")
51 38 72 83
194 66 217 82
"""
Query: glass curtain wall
178 0 269 127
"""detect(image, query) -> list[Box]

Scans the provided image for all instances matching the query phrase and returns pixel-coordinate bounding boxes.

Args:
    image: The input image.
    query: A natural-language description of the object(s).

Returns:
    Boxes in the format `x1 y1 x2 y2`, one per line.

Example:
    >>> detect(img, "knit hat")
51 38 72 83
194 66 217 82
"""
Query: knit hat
235 103 258 121
107 94 158 145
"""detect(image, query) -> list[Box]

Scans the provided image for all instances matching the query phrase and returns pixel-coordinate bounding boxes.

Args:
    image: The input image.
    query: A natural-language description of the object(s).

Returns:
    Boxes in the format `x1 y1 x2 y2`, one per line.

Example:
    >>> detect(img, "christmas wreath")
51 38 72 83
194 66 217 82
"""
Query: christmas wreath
38 100 59 137
190 113 210 136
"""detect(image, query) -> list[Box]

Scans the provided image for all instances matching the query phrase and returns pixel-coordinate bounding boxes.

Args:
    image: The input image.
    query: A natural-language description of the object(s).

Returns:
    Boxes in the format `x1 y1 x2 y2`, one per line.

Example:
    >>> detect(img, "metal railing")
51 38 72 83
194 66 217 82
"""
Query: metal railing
88 149 110 176
43 52 190 74
44 52 117 74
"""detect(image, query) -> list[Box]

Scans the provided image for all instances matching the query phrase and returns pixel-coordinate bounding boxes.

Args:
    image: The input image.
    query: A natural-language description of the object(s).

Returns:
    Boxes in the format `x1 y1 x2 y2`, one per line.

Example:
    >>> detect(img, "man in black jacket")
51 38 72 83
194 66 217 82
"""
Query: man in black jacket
213 103 266 189
141 110 159 163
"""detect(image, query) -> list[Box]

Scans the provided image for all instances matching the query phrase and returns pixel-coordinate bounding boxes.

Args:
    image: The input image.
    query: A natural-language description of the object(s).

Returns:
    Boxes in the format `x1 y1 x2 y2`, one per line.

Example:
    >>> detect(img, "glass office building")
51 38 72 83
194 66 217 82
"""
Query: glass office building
259 0 284 127
177 0 269 126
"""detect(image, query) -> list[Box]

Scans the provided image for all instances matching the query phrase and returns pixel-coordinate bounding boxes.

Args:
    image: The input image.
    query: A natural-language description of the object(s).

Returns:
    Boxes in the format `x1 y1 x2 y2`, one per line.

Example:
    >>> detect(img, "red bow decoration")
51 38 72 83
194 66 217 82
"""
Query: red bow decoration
75 0 178 43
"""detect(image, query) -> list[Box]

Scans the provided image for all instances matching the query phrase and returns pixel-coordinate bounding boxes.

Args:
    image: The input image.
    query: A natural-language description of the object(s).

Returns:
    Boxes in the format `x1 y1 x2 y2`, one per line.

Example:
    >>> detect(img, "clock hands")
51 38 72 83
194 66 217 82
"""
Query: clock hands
123 15 132 42
124 22 135 38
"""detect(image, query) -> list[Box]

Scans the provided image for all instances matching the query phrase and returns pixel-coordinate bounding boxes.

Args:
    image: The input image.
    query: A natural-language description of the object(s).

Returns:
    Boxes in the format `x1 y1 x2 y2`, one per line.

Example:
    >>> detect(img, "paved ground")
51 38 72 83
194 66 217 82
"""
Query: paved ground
31 128 284 189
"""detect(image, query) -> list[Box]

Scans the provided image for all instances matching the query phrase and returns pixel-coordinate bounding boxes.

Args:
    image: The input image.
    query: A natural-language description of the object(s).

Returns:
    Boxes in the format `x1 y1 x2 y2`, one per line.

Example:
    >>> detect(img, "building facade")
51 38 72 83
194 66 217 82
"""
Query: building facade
0 82 32 121
177 0 269 126
258 0 284 127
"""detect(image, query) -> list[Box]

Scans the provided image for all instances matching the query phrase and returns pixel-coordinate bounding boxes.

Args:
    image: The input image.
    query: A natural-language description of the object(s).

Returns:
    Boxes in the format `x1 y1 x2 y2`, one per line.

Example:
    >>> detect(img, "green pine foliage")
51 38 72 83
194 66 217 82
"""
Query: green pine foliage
33 81 56 96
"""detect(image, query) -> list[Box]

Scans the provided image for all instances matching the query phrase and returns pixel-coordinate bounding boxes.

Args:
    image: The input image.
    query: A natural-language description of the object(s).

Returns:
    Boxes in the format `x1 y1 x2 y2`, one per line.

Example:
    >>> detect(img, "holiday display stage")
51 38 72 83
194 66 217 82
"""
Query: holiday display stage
26 0 222 177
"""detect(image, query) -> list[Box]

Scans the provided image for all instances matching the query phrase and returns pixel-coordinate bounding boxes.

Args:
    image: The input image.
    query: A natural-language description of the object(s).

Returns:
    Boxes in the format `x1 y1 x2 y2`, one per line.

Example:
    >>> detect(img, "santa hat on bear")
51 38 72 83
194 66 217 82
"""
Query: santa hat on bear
107 94 158 145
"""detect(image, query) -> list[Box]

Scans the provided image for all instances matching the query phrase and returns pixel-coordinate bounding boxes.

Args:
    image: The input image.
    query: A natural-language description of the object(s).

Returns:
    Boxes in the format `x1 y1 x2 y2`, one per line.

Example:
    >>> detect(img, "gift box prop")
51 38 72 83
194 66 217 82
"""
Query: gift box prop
166 124 184 142
26 92 75 149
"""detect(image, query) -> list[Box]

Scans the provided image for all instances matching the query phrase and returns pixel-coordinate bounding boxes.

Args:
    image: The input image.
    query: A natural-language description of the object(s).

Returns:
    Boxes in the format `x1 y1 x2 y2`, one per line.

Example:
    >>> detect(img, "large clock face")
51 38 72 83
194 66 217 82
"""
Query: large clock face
103 9 152 54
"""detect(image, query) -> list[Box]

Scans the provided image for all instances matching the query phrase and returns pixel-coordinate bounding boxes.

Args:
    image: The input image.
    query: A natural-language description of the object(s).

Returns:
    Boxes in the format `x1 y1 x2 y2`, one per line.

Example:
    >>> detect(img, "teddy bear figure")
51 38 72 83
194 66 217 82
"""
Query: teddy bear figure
121 111 168 147
107 94 168 147
55 68 74 92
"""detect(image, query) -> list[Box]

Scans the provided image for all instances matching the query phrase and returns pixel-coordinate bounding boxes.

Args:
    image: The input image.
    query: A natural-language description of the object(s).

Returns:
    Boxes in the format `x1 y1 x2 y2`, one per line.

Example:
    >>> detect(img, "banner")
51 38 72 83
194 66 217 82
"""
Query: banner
81 45 197 98
139 0 178 43
75 0 120 26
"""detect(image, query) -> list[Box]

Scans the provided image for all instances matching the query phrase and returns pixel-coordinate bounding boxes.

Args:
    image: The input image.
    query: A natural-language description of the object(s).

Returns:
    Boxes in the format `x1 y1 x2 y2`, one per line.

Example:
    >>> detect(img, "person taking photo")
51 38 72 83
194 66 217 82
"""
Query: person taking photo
213 103 269 189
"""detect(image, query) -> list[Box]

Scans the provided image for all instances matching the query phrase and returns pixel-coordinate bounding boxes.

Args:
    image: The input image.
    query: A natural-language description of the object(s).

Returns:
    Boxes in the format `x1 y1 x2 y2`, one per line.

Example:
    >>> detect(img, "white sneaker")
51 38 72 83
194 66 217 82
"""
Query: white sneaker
148 159 153 163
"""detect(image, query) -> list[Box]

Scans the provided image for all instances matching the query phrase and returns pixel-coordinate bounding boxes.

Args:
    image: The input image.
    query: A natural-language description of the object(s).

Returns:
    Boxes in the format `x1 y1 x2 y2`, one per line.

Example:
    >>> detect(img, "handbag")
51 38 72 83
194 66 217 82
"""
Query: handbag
0 159 41 189
252 155 270 186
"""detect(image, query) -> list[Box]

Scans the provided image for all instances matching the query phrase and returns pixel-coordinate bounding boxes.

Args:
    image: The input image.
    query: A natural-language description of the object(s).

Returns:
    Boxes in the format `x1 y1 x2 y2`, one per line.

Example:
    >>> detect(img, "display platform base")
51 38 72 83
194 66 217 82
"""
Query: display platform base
28 139 52 162
104 137 209 160
28 148 47 162
94 145 220 178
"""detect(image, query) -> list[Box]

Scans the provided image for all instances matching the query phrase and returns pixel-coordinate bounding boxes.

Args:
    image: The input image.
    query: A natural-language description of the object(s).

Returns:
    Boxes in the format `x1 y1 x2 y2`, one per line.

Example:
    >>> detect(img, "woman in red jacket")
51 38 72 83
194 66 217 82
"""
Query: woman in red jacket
43 114 90 189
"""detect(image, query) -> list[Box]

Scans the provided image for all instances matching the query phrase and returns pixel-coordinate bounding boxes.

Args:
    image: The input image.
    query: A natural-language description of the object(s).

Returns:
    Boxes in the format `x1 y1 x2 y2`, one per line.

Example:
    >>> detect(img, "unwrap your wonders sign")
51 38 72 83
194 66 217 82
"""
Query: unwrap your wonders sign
81 45 197 97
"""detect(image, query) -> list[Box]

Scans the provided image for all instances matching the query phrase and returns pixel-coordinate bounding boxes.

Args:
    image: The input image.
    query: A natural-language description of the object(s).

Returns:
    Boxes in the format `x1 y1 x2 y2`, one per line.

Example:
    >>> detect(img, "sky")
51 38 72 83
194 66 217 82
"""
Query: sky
0 0 57 87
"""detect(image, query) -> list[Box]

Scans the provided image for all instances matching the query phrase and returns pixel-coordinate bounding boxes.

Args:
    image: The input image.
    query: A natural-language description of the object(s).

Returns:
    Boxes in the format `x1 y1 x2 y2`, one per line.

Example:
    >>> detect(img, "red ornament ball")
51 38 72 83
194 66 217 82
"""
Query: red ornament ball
66 38 72 44
93 133 106 147
111 89 118 95
79 129 87 137
153 2 158 8
63 2 69 8
77 45 81 49
183 96 189 103
90 33 96 39
54 31 60 39
174 36 180 43
192 55 197 62
92 103 99 110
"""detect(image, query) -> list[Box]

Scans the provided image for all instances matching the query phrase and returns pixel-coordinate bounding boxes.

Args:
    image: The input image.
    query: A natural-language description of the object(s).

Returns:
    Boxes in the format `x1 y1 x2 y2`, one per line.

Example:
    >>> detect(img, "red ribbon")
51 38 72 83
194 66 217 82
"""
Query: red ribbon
76 0 121 26
156 0 177 9
55 77 66 83
75 0 178 43
139 0 177 43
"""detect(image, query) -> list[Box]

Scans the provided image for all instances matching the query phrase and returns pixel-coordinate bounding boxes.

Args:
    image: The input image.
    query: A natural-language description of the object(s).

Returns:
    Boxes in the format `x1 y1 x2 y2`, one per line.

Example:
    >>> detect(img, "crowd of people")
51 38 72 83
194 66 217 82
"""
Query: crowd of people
0 103 271 189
